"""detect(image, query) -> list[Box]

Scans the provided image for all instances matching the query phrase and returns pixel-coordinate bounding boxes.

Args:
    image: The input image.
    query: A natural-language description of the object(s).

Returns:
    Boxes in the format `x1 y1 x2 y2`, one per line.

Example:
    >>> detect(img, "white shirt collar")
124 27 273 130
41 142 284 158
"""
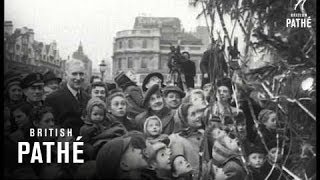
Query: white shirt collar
67 83 79 97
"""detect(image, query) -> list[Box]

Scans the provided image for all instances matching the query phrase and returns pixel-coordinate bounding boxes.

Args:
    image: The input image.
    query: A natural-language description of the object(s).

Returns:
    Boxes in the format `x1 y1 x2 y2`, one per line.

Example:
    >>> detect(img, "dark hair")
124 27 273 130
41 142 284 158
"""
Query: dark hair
90 76 101 84
90 82 108 94
29 106 54 123
182 51 190 59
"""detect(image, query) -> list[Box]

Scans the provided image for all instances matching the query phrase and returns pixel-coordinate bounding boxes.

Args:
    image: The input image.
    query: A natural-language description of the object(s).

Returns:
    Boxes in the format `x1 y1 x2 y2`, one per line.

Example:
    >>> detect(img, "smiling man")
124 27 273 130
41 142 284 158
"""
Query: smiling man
45 59 90 136
163 86 185 110
21 73 45 108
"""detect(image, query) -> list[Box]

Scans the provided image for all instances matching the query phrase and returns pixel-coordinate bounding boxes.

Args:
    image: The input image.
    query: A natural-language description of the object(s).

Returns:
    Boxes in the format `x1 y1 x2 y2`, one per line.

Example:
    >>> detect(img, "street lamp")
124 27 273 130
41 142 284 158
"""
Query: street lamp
99 60 107 82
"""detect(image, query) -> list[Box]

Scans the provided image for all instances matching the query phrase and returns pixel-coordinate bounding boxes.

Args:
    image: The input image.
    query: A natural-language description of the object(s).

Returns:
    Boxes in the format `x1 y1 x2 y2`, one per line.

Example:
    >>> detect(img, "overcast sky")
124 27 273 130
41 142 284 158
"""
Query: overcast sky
5 0 209 69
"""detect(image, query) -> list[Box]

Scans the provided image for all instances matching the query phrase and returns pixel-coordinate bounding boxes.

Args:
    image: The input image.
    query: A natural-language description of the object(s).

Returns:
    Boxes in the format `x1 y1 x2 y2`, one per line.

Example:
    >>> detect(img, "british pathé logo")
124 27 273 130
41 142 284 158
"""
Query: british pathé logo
286 0 311 28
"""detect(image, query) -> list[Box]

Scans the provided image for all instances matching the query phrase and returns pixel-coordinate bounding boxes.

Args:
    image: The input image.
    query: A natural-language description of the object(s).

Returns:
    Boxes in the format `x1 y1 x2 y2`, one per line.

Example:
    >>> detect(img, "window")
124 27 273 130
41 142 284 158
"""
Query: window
118 58 122 69
141 57 147 68
119 41 122 49
128 40 133 48
142 40 147 48
128 57 133 68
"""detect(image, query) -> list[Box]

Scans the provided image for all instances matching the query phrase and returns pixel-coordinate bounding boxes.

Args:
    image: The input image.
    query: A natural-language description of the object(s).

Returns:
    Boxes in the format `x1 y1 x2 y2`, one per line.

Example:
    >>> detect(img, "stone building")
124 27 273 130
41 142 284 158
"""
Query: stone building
4 21 64 77
113 17 208 87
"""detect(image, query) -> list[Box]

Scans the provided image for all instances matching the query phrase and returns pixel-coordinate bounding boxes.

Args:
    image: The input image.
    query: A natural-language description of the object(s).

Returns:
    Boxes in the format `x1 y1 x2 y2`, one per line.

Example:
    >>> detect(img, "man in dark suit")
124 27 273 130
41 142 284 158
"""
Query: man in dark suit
45 59 90 136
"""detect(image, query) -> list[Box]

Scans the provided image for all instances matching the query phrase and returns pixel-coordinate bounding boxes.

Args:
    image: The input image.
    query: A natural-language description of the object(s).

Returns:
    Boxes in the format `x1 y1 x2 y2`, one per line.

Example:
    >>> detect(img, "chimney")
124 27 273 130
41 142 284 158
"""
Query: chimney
4 21 13 35
28 29 34 43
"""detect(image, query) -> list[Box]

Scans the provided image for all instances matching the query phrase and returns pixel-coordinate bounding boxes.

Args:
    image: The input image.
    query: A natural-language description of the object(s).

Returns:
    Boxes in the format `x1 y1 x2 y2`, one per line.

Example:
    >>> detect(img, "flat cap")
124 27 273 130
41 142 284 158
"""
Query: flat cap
163 86 185 98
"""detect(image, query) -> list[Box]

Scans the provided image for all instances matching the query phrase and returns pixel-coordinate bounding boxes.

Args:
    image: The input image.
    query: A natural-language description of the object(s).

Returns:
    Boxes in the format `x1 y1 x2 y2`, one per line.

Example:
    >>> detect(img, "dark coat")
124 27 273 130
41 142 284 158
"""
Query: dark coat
124 85 146 120
106 113 137 132
180 60 196 89
200 48 228 86
135 107 175 135
44 84 90 136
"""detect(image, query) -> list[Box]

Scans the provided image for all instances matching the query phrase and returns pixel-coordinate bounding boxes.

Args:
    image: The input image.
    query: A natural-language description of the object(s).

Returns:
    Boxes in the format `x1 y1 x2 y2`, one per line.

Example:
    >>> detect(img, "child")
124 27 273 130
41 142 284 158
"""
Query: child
107 92 136 131
143 115 170 146
258 109 278 145
208 125 247 180
245 143 267 180
80 97 127 158
171 154 193 180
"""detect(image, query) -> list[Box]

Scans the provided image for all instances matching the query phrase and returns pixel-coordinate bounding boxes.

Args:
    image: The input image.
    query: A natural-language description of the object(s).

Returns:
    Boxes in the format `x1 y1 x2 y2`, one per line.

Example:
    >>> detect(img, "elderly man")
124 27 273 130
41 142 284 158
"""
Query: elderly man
135 84 175 134
163 86 185 110
21 72 45 108
45 59 90 136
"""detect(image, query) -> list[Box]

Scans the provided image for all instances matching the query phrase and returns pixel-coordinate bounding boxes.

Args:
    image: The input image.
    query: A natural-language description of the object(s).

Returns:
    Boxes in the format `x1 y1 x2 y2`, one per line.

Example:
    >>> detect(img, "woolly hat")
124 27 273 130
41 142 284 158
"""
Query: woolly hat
143 115 163 136
258 109 275 123
4 72 21 90
86 97 107 122
211 139 240 166
217 77 233 94
144 141 167 163
96 133 146 179
143 84 162 108
142 72 165 92
244 143 266 156
163 86 185 98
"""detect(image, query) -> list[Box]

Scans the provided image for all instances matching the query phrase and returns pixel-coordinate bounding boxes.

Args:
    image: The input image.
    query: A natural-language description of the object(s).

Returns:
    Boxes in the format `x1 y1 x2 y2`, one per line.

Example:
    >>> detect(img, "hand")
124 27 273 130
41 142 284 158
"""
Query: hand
204 73 209 78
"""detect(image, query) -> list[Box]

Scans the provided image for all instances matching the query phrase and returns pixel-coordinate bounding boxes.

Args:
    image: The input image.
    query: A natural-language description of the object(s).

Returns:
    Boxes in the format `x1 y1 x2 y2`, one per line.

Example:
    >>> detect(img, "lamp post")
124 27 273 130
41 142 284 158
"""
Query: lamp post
99 60 107 82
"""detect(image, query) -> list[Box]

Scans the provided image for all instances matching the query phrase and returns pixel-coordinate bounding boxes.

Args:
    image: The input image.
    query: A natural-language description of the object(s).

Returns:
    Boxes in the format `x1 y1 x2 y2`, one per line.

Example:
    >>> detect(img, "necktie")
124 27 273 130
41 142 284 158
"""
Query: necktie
76 91 81 102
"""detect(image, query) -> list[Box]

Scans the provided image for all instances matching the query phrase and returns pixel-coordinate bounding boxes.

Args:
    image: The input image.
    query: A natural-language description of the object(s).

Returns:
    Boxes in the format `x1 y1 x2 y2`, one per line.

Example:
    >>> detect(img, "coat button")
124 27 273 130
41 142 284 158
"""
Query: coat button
197 137 201 141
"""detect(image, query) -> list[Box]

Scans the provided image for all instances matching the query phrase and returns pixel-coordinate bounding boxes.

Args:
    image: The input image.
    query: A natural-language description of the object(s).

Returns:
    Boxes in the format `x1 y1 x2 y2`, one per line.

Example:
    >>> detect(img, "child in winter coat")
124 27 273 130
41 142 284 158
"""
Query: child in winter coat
258 109 278 145
143 115 170 145
80 97 127 158
244 143 267 180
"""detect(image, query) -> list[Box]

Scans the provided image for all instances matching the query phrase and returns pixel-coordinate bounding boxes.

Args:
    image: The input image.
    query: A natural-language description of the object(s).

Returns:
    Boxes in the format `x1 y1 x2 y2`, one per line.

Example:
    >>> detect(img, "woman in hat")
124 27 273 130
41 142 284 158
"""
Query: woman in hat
4 72 24 110
114 71 145 121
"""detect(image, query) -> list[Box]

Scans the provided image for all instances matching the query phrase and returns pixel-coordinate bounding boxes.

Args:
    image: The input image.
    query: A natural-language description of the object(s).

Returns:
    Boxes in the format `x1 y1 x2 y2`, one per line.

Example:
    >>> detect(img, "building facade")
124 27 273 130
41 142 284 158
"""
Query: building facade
4 21 64 77
113 17 208 87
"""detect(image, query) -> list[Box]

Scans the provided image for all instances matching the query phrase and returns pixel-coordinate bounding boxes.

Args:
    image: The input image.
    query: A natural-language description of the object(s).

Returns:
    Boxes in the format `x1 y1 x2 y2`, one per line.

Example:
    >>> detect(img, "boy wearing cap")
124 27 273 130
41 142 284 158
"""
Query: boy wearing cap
245 143 267 180
21 72 45 108
135 84 175 135
96 132 149 179
163 86 185 110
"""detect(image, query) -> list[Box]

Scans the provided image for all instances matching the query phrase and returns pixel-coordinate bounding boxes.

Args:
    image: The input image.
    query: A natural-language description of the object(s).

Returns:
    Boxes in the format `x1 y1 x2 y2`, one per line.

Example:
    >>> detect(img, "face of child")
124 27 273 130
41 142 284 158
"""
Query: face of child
120 144 149 170
217 86 231 102
173 156 193 177
164 92 182 109
268 147 283 163
248 153 265 168
203 84 212 99
264 113 277 130
110 96 127 117
154 147 172 170
187 105 204 129
90 106 105 122
36 112 55 129
236 123 247 138
222 135 239 151
146 119 161 136
13 109 30 129
149 93 164 111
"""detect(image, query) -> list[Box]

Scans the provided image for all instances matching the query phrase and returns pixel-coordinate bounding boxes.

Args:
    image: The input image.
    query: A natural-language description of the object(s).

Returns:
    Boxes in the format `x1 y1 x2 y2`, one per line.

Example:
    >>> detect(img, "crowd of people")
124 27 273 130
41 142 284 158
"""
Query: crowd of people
4 55 315 180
